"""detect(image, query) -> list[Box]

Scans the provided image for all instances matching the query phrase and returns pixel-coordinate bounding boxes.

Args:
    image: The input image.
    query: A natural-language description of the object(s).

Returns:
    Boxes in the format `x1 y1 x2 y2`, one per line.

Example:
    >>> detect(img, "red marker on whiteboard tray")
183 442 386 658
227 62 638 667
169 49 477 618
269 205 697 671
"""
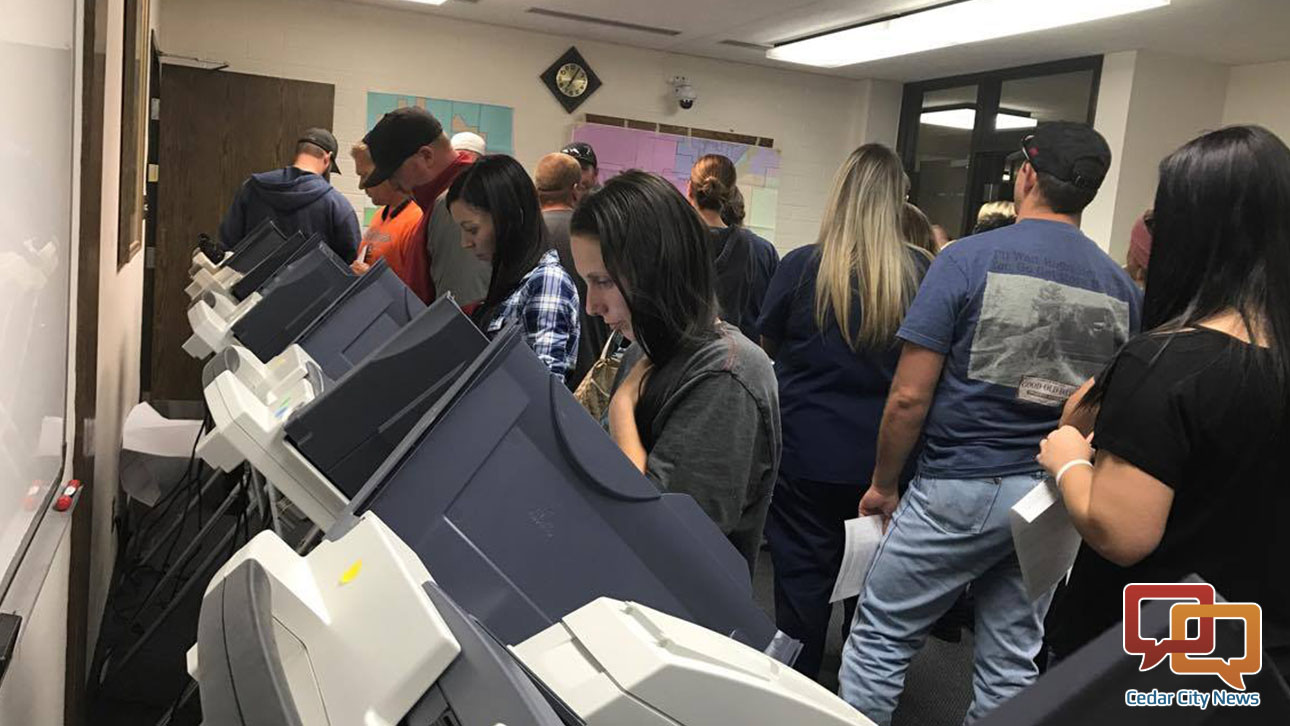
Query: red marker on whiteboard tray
54 480 82 512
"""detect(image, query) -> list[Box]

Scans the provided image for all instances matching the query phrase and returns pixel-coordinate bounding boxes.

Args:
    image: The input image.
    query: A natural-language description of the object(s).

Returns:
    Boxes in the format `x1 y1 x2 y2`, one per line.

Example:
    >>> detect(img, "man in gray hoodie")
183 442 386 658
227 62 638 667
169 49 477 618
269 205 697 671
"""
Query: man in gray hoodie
218 128 360 263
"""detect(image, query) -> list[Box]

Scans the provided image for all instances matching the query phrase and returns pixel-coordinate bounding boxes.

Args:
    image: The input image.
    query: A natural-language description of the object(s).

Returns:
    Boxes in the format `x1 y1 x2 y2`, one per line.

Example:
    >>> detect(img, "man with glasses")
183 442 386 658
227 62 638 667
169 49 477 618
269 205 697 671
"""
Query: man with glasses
362 107 489 304
837 122 1142 725
560 141 600 203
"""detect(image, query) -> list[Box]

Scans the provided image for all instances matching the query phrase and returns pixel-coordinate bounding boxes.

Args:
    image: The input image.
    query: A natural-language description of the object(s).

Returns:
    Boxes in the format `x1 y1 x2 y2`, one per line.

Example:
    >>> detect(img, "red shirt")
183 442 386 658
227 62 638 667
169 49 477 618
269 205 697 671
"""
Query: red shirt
403 151 475 303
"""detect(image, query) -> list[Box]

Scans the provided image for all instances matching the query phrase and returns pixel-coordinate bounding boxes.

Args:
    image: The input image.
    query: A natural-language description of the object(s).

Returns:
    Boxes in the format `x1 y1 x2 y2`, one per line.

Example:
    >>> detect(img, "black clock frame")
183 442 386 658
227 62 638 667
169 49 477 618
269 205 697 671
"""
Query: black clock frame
540 46 602 114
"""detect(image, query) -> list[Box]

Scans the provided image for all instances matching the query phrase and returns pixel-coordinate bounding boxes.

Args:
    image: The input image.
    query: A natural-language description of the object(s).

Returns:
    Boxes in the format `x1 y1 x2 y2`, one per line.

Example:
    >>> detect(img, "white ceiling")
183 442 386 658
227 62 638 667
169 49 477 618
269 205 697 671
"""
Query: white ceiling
354 0 1290 81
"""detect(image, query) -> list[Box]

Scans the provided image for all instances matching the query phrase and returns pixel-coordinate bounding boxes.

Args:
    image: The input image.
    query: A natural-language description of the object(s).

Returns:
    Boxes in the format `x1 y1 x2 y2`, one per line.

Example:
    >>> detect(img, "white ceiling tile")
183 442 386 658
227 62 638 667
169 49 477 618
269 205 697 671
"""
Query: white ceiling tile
349 0 1290 81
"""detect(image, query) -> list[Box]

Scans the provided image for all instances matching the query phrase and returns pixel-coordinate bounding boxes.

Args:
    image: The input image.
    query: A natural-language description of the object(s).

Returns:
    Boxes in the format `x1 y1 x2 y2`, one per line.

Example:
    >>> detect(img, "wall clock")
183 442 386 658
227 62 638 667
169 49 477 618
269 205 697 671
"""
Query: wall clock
540 46 602 114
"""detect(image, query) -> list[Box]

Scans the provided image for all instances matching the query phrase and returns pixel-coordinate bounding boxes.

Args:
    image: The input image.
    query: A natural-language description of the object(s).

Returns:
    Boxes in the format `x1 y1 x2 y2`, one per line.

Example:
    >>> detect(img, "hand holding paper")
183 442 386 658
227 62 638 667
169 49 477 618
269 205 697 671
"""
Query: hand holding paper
829 515 885 604
1009 477 1083 602
858 486 900 532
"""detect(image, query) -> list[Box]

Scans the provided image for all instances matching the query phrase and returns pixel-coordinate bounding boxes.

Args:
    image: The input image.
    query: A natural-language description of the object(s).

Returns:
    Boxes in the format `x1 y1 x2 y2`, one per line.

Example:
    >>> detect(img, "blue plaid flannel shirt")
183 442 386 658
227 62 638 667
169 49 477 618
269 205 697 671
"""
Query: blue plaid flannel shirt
485 249 581 381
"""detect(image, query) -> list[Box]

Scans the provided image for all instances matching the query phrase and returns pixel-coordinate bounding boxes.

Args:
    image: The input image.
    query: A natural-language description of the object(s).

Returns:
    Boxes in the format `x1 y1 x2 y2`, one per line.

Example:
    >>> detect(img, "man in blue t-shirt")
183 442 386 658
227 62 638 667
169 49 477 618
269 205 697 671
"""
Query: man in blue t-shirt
838 123 1142 725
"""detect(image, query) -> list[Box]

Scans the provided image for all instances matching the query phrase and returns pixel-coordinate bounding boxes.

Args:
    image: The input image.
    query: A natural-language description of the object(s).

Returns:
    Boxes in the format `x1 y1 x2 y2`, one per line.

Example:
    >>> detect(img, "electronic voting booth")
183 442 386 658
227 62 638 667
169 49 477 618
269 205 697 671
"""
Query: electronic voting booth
178 224 879 725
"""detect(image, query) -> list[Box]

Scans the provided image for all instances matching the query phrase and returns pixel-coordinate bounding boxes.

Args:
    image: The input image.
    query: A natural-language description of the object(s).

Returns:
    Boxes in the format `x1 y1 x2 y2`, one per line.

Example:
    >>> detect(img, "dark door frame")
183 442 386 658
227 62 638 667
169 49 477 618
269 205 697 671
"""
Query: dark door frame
897 55 1104 237
68 0 107 722
139 35 161 396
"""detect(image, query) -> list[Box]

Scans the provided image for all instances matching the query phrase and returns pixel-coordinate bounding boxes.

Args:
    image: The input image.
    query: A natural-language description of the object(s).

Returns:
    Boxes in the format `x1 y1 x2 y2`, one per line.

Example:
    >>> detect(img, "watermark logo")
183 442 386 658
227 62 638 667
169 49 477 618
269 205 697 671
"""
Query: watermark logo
1123 583 1263 691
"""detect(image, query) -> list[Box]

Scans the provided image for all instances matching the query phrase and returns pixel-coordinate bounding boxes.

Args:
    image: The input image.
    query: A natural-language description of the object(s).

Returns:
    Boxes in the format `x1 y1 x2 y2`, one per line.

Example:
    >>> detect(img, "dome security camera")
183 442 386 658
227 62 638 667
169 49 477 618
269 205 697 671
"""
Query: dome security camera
670 76 696 110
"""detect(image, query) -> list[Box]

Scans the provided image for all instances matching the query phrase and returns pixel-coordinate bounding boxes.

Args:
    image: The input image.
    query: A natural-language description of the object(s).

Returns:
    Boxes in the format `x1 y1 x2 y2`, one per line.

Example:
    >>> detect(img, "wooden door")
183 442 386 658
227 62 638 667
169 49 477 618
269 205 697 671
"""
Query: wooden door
147 67 334 401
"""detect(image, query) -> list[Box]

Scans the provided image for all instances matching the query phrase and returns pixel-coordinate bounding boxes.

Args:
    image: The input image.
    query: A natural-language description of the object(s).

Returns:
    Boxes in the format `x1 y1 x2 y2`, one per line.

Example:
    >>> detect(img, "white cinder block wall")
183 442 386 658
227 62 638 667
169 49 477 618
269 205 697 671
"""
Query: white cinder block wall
1083 50 1230 261
1224 59 1290 143
87 0 153 662
1087 53 1290 262
159 0 902 254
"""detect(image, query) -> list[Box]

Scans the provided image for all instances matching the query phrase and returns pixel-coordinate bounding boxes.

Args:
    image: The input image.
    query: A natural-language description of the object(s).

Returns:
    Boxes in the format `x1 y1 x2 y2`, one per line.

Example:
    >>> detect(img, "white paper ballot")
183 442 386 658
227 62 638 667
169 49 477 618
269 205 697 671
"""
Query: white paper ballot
123 402 204 457
829 516 885 604
1010 478 1083 602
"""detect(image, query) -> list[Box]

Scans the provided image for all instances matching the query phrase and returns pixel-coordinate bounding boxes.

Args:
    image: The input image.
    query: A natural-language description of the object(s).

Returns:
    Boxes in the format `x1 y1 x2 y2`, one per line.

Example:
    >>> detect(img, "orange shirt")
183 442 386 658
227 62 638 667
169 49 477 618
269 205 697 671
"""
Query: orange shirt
359 198 423 287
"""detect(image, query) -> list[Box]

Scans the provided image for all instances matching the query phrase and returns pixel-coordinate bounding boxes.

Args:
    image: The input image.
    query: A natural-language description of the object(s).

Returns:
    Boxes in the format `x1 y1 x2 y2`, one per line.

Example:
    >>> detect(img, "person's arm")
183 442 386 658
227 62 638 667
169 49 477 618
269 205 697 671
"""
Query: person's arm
754 250 798 362
608 357 651 472
1039 344 1184 566
334 197 361 264
350 243 372 274
217 183 248 247
859 252 967 523
521 269 581 382
1060 377 1098 435
622 371 766 535
762 240 780 278
1038 426 1174 566
860 343 945 522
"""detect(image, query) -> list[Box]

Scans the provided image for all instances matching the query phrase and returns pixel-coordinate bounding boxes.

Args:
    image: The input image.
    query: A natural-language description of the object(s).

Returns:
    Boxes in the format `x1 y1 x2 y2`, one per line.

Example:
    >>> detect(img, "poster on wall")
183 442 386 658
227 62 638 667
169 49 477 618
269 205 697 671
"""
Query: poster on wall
365 91 516 223
366 91 515 154
571 123 782 244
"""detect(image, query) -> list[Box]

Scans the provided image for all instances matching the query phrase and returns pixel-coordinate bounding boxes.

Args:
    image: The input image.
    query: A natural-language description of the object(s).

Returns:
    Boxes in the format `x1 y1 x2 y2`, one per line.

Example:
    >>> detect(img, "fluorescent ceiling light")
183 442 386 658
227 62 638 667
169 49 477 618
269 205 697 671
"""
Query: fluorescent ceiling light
921 108 978 130
920 109 1038 130
768 0 1170 68
403 0 449 5
994 112 1039 130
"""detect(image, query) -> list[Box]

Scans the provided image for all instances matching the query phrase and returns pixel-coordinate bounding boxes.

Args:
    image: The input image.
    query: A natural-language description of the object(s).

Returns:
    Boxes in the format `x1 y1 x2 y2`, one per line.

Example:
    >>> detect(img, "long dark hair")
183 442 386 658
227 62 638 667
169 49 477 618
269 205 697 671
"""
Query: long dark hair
571 171 720 443
1086 125 1290 415
446 154 550 326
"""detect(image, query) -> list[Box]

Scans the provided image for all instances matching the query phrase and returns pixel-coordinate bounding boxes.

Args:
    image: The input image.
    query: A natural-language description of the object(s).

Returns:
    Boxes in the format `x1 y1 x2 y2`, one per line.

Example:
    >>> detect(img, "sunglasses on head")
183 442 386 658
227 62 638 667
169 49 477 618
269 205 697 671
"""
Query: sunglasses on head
1005 135 1037 167
562 147 591 163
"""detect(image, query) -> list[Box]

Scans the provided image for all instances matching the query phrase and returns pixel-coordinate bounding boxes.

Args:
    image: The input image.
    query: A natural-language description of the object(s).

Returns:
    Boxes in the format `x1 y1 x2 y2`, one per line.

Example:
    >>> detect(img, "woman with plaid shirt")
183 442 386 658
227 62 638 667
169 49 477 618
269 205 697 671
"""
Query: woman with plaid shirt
447 155 580 382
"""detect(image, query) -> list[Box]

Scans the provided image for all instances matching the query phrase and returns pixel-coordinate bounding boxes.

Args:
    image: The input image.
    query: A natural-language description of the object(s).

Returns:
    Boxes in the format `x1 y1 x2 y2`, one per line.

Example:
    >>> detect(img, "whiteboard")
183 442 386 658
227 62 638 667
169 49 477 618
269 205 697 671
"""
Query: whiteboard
0 0 76 594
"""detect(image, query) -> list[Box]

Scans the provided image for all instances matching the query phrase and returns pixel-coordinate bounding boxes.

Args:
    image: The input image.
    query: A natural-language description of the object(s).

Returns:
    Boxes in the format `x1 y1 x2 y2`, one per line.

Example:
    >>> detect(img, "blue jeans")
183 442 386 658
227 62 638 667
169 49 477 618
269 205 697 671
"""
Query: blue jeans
838 472 1056 725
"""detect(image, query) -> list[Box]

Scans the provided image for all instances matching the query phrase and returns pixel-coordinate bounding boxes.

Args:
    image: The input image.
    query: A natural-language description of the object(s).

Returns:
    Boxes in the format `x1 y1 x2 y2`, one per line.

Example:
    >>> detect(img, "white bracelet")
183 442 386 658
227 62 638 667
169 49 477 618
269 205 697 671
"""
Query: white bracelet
1055 459 1094 489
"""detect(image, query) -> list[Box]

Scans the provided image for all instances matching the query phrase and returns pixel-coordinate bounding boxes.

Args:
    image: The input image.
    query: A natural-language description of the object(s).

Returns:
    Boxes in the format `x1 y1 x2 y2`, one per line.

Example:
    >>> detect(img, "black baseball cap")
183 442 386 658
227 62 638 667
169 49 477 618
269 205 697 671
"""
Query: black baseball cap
361 106 445 189
561 141 598 170
1009 121 1111 190
298 127 341 174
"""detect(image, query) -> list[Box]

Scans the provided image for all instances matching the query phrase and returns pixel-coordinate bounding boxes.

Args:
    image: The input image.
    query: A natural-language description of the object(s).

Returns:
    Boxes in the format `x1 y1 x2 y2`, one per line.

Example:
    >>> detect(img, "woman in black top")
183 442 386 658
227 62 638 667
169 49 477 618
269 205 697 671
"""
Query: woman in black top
685 154 779 341
1037 125 1290 678
568 171 781 575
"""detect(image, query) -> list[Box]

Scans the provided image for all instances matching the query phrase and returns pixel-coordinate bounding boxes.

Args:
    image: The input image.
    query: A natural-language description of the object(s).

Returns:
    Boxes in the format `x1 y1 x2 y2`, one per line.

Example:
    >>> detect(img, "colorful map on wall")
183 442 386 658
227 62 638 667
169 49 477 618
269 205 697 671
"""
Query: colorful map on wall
366 92 515 156
571 124 782 243
363 92 516 225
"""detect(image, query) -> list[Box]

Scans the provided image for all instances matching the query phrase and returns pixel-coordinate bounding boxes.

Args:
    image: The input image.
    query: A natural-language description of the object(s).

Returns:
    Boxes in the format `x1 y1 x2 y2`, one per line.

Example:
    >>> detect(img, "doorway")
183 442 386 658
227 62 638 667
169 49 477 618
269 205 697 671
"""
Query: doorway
898 57 1102 238
145 66 335 401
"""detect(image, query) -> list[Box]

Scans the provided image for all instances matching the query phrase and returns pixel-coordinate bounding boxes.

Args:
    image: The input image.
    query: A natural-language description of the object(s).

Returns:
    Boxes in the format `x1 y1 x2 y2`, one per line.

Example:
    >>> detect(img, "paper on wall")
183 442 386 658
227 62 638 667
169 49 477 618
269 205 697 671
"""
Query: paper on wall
829 515 885 604
1010 478 1083 602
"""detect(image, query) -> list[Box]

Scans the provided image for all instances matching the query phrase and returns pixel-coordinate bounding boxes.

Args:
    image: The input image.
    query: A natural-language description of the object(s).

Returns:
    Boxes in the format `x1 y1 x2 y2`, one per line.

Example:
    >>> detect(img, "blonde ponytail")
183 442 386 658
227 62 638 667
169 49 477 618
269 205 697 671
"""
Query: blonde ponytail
814 144 922 350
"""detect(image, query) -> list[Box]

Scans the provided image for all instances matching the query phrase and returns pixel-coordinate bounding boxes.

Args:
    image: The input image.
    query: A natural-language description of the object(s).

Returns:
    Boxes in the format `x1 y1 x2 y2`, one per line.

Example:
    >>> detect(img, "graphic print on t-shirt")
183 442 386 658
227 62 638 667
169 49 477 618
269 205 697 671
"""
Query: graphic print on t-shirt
968 271 1130 406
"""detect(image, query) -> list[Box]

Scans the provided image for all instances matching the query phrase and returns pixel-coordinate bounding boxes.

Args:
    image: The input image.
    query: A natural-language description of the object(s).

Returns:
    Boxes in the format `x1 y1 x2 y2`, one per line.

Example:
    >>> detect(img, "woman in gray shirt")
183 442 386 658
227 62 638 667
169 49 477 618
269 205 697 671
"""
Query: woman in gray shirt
566 171 781 575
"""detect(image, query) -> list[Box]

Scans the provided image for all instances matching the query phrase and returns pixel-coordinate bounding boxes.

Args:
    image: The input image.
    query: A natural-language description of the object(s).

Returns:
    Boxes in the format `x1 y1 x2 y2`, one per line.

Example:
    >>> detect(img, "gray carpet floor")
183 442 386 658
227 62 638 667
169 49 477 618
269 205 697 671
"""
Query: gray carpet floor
752 551 976 726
